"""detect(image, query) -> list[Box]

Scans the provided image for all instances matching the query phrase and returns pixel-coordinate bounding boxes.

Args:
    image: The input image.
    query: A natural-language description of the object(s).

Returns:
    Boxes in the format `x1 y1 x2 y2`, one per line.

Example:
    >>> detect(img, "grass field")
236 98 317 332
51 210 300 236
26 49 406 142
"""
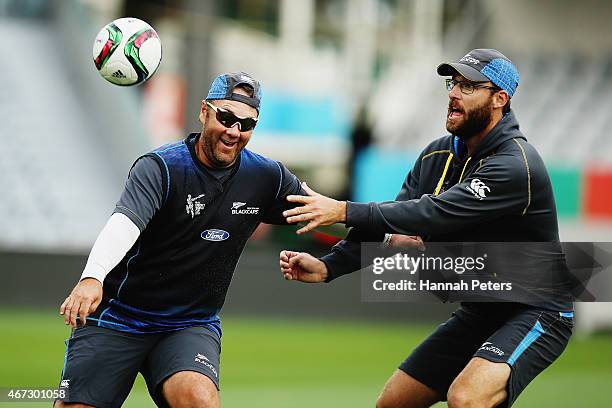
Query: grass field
1 310 611 407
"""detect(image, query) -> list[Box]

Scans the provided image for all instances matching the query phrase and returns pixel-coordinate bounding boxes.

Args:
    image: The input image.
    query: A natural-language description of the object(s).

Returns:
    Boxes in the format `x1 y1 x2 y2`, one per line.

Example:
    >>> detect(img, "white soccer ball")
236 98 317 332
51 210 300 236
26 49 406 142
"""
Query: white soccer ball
93 17 162 86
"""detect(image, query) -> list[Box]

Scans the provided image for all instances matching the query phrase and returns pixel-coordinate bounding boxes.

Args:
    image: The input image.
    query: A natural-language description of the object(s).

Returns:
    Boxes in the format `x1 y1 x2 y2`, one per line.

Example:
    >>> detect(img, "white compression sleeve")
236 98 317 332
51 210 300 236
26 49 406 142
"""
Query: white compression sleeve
80 212 141 284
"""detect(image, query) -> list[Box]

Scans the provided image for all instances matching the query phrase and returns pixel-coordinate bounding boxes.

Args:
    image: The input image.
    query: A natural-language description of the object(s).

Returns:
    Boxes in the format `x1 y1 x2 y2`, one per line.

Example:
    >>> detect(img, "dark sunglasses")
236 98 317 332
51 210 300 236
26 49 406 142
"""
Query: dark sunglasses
206 102 258 131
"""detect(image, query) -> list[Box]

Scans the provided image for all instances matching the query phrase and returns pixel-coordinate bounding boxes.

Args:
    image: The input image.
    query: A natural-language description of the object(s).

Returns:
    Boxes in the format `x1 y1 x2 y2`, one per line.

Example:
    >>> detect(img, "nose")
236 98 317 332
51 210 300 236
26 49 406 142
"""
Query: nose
448 83 462 100
225 123 241 138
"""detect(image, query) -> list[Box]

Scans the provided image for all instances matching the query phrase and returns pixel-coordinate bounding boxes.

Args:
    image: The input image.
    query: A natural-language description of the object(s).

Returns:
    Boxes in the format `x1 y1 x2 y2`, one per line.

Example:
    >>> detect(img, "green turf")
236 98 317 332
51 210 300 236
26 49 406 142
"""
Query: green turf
0 310 610 407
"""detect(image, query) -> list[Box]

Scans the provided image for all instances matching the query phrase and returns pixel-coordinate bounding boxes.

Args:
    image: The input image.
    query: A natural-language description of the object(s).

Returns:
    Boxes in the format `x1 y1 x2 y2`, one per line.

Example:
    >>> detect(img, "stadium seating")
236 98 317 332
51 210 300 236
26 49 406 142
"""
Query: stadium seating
0 19 145 251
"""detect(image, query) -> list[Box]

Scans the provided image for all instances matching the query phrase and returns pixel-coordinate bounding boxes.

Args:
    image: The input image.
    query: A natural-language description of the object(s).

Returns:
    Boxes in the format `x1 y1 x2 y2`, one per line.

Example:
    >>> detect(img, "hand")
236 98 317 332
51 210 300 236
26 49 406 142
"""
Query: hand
60 278 103 327
279 250 328 283
283 183 347 234
389 235 425 251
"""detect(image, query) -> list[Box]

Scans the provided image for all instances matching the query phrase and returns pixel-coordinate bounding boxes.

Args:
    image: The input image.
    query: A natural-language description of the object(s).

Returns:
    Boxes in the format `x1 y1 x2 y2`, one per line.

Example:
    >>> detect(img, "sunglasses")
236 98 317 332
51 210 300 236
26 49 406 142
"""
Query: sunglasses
206 102 258 132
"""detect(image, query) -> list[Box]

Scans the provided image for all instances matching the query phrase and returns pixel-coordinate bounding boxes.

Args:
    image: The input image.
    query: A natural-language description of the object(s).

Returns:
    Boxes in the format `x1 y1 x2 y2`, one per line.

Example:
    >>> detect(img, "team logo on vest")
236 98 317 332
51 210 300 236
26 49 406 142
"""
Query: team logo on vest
466 179 490 200
201 229 230 241
186 194 206 218
231 201 260 215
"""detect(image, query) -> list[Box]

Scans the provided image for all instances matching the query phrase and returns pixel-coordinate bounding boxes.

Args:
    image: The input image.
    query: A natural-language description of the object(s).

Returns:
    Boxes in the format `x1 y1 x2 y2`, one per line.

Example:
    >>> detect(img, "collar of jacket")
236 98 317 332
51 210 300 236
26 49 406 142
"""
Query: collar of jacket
450 110 527 161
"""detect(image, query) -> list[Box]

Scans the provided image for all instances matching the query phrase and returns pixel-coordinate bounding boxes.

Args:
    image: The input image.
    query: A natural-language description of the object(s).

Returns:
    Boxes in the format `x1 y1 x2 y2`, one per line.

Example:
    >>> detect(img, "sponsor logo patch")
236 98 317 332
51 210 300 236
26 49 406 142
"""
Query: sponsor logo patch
466 178 490 200
201 229 230 241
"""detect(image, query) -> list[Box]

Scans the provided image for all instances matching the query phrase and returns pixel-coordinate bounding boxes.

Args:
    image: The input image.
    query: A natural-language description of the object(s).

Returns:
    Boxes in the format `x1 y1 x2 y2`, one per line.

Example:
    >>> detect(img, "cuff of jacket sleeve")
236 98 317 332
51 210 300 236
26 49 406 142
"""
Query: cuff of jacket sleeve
345 201 371 229
80 263 107 285
319 255 340 283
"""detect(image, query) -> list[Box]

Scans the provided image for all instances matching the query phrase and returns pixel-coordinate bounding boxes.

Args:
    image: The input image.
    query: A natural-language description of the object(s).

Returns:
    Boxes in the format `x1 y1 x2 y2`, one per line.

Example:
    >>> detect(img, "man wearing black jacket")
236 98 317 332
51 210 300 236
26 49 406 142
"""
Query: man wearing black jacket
280 49 574 408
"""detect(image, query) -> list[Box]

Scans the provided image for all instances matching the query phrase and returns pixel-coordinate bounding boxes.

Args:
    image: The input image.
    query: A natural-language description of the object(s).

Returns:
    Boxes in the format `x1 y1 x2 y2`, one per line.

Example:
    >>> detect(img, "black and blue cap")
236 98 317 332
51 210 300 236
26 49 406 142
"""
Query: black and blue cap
206 71 262 111
437 49 519 97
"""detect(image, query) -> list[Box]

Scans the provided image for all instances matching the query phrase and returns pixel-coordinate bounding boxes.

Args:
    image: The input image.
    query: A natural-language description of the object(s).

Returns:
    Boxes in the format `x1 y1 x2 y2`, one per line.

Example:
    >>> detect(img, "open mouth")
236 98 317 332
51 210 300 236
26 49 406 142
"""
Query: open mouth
220 138 238 148
448 106 464 119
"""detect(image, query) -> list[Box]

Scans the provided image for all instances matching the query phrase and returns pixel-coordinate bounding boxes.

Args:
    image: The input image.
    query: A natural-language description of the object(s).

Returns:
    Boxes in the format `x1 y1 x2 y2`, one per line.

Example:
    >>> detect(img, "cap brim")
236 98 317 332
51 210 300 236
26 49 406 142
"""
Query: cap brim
437 62 489 82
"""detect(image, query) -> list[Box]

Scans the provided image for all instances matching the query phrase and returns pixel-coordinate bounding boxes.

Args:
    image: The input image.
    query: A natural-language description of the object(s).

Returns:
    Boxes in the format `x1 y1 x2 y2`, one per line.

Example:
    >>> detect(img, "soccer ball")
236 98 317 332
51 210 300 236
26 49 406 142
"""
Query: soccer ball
93 17 162 86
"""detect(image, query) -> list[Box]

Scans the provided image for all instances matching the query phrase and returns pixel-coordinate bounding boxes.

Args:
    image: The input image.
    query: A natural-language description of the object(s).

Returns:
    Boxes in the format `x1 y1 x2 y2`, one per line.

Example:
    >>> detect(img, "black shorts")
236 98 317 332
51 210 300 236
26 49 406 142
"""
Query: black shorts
56 325 221 408
399 303 573 408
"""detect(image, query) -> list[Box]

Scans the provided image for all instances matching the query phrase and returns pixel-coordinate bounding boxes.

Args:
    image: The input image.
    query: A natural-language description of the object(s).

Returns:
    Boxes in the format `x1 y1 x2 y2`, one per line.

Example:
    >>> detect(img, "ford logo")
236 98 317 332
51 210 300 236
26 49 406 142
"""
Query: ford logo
201 229 230 242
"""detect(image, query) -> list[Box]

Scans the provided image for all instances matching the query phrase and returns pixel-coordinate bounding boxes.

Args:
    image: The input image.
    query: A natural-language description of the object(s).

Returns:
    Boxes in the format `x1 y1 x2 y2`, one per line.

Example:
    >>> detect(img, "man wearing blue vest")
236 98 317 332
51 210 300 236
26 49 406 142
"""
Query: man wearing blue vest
55 72 302 408
280 49 574 408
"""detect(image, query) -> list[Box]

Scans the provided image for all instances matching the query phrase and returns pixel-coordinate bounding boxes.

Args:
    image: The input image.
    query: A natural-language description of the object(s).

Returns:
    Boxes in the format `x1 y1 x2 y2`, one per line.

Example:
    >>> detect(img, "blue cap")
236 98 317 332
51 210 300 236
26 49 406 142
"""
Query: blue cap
206 72 262 111
437 49 519 97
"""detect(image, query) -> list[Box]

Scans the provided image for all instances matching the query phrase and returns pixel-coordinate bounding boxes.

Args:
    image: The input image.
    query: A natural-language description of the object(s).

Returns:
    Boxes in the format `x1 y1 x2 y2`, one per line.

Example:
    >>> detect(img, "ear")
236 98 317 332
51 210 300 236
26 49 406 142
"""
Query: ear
494 91 510 110
199 100 208 125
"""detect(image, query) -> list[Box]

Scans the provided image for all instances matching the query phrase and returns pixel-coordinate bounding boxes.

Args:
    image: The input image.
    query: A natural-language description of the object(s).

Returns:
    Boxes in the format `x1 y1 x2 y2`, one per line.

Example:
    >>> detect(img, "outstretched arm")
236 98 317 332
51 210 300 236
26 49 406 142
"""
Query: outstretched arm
279 250 328 283
283 183 347 234
284 156 528 236
282 156 426 281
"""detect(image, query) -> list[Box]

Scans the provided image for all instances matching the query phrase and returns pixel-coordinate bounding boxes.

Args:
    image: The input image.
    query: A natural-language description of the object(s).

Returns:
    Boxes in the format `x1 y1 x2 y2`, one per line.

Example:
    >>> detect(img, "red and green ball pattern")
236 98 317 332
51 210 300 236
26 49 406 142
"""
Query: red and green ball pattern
94 23 122 71
124 28 160 84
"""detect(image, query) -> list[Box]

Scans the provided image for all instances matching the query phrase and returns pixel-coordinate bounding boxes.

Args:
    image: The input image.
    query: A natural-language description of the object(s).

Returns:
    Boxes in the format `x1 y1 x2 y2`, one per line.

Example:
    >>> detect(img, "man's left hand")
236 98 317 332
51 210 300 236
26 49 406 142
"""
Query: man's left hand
283 183 346 234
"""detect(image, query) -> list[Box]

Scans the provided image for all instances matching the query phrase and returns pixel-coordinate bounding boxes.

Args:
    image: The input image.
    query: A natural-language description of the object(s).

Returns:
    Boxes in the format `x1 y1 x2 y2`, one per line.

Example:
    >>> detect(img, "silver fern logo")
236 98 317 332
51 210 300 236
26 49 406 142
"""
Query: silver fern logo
231 201 259 215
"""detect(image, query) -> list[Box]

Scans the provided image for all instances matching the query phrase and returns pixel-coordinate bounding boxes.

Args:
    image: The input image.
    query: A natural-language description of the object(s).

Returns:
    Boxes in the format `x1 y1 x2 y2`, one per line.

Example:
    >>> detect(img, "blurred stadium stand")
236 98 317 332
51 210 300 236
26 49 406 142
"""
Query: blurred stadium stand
0 18 115 251
0 0 152 252
1 0 611 329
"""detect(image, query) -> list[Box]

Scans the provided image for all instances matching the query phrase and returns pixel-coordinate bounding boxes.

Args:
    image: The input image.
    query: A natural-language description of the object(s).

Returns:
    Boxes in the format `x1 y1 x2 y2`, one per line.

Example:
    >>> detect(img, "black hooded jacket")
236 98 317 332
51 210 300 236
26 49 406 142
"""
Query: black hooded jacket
321 111 572 311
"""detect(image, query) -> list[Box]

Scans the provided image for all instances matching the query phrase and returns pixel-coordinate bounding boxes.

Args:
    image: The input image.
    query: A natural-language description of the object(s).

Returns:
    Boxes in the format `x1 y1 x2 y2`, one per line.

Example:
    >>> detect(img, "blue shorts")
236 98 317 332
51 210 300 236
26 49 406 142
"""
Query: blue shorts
56 325 221 408
399 303 573 407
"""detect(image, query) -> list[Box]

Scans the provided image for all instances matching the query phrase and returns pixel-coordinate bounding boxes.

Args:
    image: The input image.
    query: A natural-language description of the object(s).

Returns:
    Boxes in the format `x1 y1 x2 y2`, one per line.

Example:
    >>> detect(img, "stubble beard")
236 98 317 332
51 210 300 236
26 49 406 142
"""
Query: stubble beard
202 130 236 168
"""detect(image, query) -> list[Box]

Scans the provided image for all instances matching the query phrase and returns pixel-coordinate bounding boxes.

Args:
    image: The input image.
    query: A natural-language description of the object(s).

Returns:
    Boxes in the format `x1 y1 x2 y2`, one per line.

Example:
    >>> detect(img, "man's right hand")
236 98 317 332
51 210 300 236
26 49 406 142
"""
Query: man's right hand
389 235 425 251
279 250 328 283
60 278 103 328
